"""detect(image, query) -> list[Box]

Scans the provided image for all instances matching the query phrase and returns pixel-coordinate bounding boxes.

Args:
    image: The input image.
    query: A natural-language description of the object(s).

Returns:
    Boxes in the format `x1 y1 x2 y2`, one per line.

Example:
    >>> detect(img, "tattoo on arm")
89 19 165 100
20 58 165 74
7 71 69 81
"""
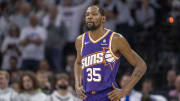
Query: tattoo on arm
135 70 143 77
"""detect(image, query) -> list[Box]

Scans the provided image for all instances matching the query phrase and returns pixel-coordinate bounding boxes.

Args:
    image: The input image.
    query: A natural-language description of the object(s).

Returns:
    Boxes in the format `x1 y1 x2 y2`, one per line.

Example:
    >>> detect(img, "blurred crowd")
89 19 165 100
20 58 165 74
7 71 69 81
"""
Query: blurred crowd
0 0 180 101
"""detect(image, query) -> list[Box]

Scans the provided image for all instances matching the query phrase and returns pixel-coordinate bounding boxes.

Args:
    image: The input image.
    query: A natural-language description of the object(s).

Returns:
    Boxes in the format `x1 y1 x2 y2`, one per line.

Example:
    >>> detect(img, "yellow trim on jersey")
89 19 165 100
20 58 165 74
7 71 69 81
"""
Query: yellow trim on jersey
88 29 110 44
81 33 85 56
109 32 119 59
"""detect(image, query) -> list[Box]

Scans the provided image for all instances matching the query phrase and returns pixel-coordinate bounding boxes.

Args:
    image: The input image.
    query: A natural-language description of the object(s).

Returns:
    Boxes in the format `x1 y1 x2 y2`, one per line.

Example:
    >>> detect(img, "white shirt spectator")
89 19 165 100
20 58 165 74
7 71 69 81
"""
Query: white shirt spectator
20 26 47 60
10 14 30 30
19 90 47 101
58 0 91 42
116 0 135 26
46 91 81 101
120 90 142 101
0 88 20 101
135 6 155 29
42 13 63 28
1 36 21 70
0 16 9 47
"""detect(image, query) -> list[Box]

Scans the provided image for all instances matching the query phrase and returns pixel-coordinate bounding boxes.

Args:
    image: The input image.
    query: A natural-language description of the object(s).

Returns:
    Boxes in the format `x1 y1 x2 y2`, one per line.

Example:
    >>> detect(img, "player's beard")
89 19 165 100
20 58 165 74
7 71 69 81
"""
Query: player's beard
86 22 101 31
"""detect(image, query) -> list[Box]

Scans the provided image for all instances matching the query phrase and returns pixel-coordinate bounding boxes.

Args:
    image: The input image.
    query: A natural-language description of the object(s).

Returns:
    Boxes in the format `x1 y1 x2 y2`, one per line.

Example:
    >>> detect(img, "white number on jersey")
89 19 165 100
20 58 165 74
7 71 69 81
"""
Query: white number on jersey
86 68 101 82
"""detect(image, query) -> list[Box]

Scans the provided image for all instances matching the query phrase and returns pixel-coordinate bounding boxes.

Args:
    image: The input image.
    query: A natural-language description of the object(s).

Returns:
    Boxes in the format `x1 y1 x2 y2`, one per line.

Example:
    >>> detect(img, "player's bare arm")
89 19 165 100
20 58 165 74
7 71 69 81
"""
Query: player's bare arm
108 33 147 100
74 35 87 99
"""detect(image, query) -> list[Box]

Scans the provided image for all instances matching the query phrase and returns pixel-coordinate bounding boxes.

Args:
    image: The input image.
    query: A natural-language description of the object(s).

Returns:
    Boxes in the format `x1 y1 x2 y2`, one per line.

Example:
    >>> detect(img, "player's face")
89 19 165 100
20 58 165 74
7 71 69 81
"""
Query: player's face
85 6 104 31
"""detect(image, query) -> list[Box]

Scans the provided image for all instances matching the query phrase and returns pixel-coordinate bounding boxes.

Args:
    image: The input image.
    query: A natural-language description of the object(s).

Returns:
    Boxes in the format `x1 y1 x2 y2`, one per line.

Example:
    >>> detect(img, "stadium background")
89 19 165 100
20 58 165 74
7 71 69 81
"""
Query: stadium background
0 0 179 100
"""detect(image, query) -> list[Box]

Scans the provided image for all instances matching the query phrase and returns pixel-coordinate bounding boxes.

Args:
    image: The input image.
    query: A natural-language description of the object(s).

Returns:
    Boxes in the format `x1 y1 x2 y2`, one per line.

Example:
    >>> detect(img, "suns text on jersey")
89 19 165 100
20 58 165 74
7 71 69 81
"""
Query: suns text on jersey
81 51 104 69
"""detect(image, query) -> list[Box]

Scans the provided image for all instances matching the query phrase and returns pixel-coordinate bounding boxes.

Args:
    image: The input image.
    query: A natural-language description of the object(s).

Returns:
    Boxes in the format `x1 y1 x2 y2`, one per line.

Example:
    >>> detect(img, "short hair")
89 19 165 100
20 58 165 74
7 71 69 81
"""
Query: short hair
88 5 105 16
18 71 39 92
0 70 9 80
141 94 152 101
55 73 69 84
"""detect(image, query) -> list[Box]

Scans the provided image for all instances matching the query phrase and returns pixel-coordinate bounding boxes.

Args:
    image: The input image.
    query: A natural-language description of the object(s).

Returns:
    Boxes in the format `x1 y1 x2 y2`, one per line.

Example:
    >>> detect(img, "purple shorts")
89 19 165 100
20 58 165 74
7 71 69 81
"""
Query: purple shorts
83 87 120 101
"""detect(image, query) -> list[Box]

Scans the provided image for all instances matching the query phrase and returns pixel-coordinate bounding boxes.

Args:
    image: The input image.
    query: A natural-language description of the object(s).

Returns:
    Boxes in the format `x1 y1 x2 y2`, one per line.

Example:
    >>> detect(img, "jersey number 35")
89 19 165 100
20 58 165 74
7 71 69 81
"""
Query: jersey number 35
86 68 101 82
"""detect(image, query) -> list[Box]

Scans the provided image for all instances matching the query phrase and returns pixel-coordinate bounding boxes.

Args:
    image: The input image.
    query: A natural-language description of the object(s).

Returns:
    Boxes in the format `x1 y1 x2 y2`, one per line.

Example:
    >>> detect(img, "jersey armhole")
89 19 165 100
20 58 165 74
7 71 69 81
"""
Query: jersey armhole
109 32 119 59
81 33 85 56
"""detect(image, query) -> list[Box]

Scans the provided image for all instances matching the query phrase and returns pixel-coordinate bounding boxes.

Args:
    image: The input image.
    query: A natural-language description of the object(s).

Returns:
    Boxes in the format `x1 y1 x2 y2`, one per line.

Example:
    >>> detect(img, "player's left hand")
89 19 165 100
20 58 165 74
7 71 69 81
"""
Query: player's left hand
107 83 129 101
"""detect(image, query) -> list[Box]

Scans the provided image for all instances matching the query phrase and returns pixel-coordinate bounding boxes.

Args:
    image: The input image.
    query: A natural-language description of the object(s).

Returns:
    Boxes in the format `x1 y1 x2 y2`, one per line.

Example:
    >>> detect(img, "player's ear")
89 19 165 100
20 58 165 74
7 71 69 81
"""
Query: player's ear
102 16 106 23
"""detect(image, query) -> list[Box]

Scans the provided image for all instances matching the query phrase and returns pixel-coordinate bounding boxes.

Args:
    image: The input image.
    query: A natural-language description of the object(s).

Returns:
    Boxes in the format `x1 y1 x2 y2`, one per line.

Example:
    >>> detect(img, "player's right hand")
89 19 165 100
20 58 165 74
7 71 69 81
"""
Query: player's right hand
75 85 87 99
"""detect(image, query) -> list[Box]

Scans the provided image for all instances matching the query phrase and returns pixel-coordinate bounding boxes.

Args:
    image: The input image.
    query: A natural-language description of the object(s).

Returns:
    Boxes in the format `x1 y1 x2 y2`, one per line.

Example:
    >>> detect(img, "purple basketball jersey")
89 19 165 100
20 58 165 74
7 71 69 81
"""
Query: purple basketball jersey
81 29 121 93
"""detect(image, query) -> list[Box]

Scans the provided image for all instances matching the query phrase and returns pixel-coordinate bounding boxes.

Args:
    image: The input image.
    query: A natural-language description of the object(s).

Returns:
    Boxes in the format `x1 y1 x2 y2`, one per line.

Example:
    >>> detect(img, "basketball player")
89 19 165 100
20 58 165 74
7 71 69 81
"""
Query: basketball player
74 5 147 101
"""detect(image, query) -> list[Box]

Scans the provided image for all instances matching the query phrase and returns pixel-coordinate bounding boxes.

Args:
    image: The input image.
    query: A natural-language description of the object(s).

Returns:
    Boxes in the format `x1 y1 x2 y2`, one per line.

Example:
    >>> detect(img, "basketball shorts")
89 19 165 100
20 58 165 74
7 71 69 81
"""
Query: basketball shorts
83 87 120 101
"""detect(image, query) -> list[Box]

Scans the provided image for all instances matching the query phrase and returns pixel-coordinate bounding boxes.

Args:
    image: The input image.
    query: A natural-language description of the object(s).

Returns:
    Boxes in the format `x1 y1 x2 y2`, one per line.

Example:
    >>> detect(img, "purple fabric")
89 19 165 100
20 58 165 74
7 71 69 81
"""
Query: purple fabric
81 30 121 93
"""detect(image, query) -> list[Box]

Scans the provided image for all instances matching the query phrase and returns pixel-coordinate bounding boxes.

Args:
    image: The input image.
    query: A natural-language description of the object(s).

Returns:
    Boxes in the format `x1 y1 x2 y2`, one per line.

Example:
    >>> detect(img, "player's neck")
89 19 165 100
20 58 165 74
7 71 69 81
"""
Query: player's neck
89 27 106 40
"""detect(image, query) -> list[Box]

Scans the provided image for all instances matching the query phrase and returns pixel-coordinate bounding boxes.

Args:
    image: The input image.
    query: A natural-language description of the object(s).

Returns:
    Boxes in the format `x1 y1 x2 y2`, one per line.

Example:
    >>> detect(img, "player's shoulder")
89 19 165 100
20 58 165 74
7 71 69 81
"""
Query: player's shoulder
112 32 124 41
75 33 86 47
76 33 85 42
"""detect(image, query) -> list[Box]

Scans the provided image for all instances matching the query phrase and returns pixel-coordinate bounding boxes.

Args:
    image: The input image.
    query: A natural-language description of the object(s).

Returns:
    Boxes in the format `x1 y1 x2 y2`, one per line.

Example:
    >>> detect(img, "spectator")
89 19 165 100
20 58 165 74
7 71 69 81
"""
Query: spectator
36 71 53 95
0 2 10 49
59 0 91 43
45 73 81 101
120 73 142 101
43 5 67 72
20 14 47 71
0 70 20 101
141 94 152 101
9 66 21 92
65 54 76 87
142 79 167 101
1 25 21 70
142 79 154 95
18 71 47 101
169 75 180 101
38 60 52 72
100 0 117 31
115 0 135 45
33 0 47 21
10 2 31 29
162 69 176 96
9 56 20 72
115 0 135 28
135 0 155 30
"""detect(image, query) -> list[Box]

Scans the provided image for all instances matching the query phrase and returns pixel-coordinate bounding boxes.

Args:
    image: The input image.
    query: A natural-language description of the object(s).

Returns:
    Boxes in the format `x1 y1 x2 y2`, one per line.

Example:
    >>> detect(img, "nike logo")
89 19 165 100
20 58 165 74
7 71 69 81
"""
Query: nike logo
84 42 89 45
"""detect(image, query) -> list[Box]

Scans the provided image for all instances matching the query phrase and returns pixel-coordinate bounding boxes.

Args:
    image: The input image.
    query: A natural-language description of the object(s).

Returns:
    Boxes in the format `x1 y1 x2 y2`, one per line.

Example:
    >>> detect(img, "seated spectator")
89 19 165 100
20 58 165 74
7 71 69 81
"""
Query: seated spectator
36 71 53 95
45 73 81 101
141 94 152 101
120 73 142 101
18 71 47 101
142 79 167 101
8 56 21 86
38 60 54 78
169 75 180 101
1 25 21 70
38 60 51 72
162 69 176 96
20 14 47 71
0 70 20 101
9 56 20 72
10 69 21 92
65 54 76 88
